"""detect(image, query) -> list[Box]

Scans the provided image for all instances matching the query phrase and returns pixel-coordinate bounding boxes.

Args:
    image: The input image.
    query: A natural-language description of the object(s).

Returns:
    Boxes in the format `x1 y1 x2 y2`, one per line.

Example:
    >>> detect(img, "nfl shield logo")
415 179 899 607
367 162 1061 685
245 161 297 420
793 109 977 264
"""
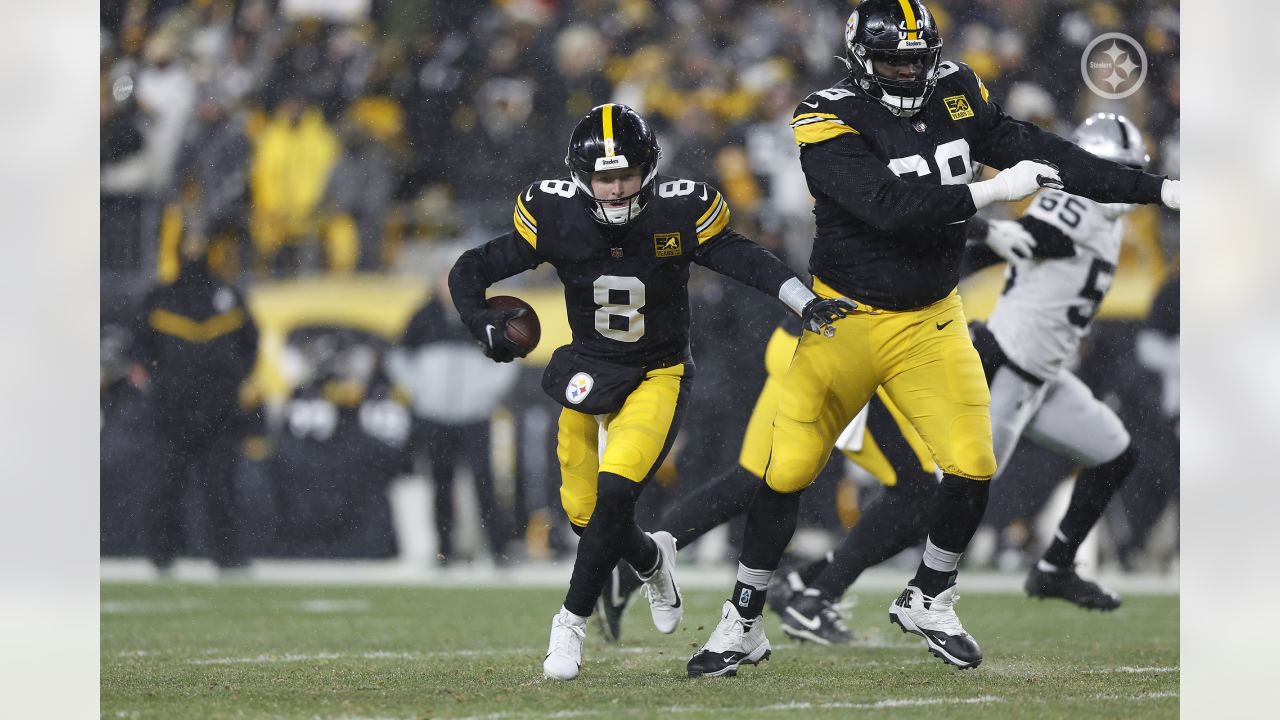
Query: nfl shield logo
610 247 623 258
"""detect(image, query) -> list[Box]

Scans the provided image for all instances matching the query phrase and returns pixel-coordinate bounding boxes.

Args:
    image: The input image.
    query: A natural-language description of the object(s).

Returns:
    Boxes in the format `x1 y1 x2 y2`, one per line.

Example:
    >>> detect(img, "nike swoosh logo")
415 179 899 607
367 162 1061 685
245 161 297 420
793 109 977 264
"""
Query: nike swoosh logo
785 607 823 631
485 324 496 347
936 637 947 646
525 187 534 202
936 319 955 330
801 100 820 108
699 185 709 201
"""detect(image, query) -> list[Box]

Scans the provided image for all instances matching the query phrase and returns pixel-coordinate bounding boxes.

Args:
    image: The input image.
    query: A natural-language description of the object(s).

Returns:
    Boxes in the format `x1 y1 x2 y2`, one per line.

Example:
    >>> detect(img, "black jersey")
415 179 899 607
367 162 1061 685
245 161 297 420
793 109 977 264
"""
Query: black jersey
450 175 798 368
792 61 1167 311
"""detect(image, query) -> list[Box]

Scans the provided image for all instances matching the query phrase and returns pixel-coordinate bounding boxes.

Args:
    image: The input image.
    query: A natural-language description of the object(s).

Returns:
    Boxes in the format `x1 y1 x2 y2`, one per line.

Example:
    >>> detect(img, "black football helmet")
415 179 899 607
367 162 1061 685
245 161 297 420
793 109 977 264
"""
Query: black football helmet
842 0 944 117
564 104 662 226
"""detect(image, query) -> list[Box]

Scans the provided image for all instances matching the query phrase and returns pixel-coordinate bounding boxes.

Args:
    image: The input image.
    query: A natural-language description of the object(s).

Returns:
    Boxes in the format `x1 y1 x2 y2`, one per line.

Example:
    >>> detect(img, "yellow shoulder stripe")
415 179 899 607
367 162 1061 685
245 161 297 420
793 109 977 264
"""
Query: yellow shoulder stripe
793 120 858 146
790 112 840 124
513 194 537 248
695 193 730 244
149 307 246 344
976 74 990 103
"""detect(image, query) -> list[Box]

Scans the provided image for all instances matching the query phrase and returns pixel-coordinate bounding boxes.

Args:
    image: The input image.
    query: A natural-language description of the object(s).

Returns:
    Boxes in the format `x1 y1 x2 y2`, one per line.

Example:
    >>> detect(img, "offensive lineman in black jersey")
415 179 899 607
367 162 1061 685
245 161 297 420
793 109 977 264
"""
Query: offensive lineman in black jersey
449 104 853 680
688 0 1181 676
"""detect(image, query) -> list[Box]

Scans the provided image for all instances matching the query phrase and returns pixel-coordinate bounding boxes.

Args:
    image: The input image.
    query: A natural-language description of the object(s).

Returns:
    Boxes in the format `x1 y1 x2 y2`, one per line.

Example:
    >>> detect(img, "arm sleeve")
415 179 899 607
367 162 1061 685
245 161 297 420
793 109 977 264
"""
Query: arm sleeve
960 218 1003 276
1017 215 1078 259
974 103 1166 205
447 231 541 323
694 228 801 300
801 135 978 231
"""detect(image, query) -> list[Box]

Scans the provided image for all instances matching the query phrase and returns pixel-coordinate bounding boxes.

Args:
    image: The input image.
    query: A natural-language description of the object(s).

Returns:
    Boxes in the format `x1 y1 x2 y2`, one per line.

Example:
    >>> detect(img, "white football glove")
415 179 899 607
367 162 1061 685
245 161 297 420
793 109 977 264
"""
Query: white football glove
985 219 1037 263
969 160 1064 209
1161 179 1180 211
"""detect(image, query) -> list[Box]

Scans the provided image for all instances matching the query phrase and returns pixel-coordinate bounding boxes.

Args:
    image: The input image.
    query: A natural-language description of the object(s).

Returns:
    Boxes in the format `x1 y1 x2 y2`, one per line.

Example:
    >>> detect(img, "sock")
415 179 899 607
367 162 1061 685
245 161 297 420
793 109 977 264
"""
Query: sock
1043 445 1138 569
739 481 802 572
911 474 989 597
811 468 934 600
658 464 760 548
797 552 831 587
562 472 645 617
732 563 772 618
629 533 660 578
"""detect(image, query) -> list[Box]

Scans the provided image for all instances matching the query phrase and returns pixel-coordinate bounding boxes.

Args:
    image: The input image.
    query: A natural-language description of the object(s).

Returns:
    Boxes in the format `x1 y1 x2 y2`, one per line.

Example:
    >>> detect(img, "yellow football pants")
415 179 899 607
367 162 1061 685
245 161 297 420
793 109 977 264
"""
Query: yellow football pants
765 284 994 493
557 364 688 528
739 327 937 485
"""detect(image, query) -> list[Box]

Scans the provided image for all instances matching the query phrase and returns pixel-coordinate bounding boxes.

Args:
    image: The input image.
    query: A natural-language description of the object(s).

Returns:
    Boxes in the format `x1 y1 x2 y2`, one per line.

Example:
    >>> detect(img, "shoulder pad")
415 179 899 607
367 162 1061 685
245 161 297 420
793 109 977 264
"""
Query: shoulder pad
936 61 990 104
513 178 578 248
792 88 862 147
653 177 731 244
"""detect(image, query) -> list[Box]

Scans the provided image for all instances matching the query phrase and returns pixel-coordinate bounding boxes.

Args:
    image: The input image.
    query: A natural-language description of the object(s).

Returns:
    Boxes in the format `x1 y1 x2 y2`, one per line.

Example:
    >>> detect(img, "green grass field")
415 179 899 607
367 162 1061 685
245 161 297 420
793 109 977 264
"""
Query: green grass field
101 582 1177 719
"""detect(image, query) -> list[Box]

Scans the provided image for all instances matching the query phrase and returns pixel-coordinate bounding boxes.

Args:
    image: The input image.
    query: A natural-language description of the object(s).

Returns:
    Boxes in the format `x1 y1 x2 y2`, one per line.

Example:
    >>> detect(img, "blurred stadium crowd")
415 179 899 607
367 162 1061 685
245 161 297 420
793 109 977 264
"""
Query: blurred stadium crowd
101 0 1180 575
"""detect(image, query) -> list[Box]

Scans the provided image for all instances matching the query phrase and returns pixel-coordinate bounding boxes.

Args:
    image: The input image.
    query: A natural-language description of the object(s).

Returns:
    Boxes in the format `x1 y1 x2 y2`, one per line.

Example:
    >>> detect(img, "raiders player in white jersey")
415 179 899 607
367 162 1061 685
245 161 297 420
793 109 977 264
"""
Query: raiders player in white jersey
968 112 1161 609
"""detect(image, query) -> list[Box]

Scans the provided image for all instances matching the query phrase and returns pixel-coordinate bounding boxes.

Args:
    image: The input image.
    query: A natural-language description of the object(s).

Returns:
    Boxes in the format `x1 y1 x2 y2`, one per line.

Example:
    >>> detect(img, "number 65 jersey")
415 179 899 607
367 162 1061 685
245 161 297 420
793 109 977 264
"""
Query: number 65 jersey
986 189 1132 381
450 175 800 368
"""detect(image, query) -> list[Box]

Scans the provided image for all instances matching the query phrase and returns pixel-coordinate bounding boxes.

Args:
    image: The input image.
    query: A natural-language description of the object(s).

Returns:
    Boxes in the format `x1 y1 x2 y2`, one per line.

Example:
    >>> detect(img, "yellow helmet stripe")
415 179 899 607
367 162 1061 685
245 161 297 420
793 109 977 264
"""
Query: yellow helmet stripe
601 103 616 156
898 0 918 41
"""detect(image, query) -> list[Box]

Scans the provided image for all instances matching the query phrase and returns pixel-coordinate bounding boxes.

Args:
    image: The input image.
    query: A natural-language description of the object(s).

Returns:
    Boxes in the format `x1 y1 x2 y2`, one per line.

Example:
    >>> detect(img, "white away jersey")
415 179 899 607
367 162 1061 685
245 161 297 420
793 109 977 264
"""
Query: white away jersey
986 189 1130 381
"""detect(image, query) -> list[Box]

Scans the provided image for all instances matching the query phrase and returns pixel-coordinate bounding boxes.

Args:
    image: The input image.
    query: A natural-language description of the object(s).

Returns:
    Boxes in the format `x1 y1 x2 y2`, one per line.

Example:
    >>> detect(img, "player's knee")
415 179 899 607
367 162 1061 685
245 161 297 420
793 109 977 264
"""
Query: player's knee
947 413 996 480
559 488 596 528
765 455 823 494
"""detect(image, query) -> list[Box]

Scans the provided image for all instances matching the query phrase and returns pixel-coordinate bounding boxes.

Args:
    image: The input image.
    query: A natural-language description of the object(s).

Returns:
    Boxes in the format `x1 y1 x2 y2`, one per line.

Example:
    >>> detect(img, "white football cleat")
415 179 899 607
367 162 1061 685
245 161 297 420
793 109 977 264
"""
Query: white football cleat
888 585 983 669
542 607 586 680
638 531 683 633
687 600 772 677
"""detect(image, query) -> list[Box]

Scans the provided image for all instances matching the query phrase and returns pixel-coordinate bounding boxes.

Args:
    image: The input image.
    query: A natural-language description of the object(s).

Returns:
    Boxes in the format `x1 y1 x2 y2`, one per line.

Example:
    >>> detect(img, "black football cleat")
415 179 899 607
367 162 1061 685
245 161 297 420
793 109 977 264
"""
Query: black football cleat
888 585 983 669
1025 565 1121 611
766 569 807 617
596 564 641 643
780 589 853 646
687 601 772 678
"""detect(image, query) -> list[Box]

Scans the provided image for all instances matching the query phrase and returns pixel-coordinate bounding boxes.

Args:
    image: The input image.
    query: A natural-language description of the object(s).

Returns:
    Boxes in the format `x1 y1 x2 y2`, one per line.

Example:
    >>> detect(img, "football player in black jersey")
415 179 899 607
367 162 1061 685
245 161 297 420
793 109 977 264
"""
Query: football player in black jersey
449 104 854 681
688 0 1181 676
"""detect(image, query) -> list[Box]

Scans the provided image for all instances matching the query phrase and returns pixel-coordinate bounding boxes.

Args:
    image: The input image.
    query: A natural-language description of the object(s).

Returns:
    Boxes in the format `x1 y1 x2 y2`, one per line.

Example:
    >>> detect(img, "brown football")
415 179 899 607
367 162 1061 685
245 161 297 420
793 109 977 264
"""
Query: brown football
486 295 540 354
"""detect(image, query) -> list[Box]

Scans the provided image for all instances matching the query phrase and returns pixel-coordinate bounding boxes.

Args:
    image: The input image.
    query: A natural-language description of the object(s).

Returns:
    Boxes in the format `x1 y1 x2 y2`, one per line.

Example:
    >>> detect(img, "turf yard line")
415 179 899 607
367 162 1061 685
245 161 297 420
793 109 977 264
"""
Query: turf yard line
1085 666 1178 674
298 599 372 613
760 695 1003 711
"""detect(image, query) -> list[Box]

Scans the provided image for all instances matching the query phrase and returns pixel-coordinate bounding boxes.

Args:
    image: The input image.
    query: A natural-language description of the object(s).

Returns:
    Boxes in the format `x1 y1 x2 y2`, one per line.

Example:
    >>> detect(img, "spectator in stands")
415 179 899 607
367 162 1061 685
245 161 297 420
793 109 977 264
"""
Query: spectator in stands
175 85 252 278
132 237 260 575
386 255 521 565
249 90 341 274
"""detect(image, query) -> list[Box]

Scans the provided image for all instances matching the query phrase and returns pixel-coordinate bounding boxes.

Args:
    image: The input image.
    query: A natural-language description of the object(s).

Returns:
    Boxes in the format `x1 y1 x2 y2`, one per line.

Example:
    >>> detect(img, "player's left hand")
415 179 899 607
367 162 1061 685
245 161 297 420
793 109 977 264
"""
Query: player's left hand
1161 179 1180 211
802 297 858 334
985 219 1037 262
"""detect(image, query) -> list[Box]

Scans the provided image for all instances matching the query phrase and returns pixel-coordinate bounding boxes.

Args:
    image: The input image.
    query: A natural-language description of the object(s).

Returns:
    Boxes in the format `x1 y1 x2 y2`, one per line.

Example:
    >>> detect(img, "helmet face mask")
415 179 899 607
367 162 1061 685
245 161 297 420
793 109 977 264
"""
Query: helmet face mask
1072 112 1150 170
565 104 662 226
844 1 944 117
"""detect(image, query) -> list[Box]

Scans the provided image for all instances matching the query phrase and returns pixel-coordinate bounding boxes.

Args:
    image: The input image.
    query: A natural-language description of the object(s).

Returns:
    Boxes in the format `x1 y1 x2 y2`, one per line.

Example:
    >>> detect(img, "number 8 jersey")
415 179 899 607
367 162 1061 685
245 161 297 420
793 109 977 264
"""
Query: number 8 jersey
986 190 1131 381
450 175 802 368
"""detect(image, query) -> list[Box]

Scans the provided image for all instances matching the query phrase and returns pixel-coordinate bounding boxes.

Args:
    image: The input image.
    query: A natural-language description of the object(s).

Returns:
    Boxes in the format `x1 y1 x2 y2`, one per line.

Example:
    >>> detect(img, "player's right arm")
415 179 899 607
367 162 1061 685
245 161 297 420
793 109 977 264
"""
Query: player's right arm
793 95 978 231
448 183 546 361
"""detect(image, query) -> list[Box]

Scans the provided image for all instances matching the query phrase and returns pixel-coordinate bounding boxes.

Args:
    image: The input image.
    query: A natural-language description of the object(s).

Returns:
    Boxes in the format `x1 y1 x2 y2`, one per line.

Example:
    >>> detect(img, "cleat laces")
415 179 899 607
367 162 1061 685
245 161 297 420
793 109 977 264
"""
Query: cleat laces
918 589 967 636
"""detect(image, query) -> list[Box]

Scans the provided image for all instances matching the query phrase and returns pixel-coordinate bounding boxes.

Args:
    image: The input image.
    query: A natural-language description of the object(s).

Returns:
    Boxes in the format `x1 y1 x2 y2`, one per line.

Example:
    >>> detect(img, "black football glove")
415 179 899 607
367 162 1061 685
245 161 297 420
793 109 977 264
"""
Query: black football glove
465 308 529 363
802 297 858 335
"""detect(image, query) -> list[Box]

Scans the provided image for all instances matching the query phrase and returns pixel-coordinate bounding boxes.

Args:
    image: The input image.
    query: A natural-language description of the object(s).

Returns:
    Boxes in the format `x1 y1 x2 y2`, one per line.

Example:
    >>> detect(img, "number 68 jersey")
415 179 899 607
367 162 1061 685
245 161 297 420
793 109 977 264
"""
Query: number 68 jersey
451 175 798 368
985 188 1132 381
